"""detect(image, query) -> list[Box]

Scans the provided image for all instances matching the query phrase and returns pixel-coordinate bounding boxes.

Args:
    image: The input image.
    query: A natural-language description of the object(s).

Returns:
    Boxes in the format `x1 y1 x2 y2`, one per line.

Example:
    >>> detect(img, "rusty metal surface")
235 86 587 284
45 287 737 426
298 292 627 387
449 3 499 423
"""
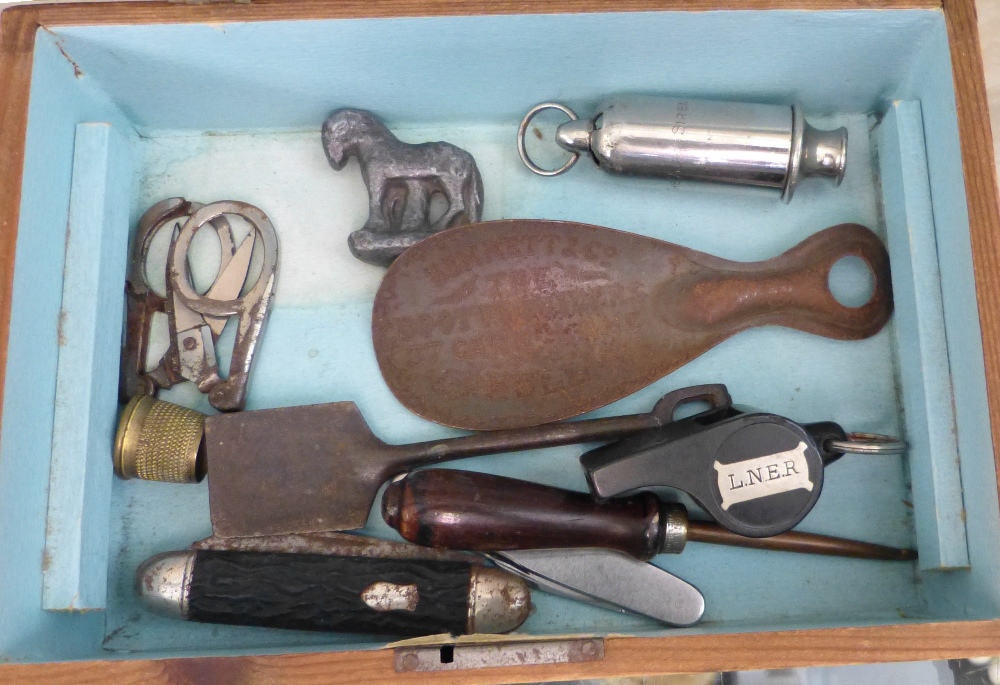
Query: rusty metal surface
201 386 713 537
394 638 604 672
167 201 279 411
685 521 917 561
120 198 279 412
373 220 893 430
191 532 478 563
120 197 204 401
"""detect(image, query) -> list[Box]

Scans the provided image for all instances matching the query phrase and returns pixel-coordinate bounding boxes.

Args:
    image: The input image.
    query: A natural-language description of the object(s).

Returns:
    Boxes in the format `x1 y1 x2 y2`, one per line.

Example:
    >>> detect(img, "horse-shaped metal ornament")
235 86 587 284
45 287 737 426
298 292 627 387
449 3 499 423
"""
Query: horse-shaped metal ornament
322 108 484 266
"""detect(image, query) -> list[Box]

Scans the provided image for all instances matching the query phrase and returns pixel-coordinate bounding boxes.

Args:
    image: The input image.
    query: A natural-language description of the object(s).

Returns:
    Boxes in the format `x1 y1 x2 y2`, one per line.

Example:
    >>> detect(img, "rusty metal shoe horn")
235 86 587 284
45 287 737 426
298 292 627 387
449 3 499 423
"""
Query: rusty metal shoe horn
372 220 893 430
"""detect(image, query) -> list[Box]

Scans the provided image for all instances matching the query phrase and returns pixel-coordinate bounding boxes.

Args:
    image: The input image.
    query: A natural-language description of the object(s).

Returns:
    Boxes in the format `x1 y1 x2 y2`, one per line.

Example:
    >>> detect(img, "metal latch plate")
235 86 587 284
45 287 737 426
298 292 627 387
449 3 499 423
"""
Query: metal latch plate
394 638 604 672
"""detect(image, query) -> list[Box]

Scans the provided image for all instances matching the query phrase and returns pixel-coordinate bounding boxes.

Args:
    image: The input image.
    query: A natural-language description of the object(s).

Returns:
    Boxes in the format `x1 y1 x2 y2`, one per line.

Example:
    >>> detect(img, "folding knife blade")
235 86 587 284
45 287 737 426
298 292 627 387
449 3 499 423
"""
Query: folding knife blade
488 548 705 627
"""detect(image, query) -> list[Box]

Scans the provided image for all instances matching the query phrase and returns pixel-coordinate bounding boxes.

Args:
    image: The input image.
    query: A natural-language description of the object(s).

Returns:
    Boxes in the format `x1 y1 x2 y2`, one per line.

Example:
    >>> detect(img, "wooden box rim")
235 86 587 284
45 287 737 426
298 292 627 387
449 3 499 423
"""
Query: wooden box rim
2 0 999 681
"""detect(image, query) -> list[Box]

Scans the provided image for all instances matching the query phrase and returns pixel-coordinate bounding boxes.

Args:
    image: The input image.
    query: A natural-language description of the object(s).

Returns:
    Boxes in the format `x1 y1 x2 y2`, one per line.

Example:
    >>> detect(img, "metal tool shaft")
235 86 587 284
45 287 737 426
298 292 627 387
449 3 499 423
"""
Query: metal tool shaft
383 470 916 562
386 412 664 467
685 521 916 561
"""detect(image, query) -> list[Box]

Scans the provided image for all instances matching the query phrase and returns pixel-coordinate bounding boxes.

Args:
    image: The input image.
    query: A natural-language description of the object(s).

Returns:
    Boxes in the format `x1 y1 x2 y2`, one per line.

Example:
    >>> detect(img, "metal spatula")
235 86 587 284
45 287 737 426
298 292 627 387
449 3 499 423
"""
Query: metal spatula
372 220 893 430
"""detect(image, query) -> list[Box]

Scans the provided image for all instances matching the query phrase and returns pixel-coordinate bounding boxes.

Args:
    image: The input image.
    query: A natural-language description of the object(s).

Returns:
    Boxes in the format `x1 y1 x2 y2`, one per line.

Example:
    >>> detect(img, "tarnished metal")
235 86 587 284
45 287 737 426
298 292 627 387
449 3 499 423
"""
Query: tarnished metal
685 521 917 561
203 386 709 537
361 582 420 612
134 550 195 619
466 566 532 634
120 386 717 536
191 532 478 563
394 639 605 672
826 432 907 455
372 220 893 430
120 197 212 400
119 198 278 413
323 108 484 266
169 201 278 411
659 505 689 555
114 394 204 483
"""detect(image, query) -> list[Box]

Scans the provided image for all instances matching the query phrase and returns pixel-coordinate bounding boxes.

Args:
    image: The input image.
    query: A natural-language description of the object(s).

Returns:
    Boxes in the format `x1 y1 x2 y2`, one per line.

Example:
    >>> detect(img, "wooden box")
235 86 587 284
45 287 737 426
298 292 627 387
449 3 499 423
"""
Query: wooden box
3 0 1000 682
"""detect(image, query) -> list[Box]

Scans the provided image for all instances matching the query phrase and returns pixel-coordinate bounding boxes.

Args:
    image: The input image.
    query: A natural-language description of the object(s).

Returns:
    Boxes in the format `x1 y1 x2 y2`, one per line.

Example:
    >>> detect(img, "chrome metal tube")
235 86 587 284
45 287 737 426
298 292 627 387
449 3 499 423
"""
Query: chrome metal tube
521 96 847 202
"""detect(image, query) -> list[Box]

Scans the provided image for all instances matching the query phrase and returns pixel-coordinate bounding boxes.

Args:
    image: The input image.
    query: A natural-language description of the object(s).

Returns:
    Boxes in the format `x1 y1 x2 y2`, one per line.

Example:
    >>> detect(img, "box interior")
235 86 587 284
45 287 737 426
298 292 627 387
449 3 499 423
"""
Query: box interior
1 7 997 664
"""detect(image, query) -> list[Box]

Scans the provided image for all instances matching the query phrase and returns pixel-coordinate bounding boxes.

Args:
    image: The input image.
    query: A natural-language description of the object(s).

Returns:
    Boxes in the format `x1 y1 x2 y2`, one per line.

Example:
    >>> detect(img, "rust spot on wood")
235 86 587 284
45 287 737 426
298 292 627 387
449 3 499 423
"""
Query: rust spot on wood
41 549 51 573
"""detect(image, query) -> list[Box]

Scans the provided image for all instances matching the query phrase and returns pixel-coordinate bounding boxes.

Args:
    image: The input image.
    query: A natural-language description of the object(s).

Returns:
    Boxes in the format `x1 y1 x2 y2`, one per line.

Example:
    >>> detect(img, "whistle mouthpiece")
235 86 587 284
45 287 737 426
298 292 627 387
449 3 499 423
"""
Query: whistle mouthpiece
114 395 206 483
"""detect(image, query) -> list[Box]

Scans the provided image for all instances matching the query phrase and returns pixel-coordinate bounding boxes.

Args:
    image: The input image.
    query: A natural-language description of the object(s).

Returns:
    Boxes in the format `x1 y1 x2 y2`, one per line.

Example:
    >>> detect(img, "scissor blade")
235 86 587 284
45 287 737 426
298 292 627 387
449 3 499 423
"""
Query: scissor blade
171 291 205 333
204 232 255 337
489 549 705 627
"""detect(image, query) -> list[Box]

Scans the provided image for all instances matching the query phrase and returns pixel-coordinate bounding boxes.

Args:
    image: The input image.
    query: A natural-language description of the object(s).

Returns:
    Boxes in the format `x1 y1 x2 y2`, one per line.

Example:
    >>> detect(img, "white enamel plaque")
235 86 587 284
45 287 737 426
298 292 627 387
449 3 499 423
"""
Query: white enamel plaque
714 441 813 510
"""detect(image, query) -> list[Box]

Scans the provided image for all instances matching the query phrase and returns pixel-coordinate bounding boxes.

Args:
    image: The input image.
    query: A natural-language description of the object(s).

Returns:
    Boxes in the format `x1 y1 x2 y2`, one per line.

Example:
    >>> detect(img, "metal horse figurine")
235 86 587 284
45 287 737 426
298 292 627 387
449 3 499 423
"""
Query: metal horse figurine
322 108 484 266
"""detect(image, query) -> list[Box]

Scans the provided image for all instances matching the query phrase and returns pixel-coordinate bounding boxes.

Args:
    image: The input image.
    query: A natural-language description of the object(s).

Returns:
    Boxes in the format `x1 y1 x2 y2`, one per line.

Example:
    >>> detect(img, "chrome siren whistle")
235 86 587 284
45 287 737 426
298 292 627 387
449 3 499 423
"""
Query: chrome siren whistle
517 96 847 202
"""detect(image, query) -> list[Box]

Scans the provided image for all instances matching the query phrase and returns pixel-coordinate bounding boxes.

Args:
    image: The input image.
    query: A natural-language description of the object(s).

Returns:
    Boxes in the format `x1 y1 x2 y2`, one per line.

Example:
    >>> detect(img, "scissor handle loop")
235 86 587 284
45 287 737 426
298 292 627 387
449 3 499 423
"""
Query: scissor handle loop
130 198 236 296
169 201 279 318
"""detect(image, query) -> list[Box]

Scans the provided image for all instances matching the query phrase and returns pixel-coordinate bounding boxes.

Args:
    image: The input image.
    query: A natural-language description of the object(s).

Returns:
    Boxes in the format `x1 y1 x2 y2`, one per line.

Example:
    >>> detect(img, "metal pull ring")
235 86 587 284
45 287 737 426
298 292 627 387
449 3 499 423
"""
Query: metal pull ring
826 432 906 455
517 102 581 177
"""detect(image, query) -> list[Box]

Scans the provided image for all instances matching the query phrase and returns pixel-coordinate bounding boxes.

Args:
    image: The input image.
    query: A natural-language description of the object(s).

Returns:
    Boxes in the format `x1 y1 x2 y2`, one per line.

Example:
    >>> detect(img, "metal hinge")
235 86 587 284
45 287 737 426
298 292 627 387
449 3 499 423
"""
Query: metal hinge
394 638 604 673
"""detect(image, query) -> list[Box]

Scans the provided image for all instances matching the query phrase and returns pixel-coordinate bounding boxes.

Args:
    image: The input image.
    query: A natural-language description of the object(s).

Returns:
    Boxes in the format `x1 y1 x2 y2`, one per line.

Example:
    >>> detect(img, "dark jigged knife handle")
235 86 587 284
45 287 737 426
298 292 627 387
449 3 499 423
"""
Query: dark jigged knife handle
382 469 670 561
136 550 530 636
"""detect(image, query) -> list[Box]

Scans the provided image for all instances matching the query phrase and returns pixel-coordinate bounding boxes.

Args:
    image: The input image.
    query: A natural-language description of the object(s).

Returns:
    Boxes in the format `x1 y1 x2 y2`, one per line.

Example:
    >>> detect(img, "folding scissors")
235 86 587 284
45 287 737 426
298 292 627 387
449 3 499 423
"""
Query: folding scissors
120 198 278 411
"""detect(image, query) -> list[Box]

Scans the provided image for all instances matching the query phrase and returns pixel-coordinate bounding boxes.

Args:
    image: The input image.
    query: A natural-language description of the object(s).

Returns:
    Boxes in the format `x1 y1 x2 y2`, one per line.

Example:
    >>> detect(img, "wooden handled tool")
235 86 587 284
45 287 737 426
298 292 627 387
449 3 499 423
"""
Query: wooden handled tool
114 386 715 537
382 470 916 562
373 220 893 430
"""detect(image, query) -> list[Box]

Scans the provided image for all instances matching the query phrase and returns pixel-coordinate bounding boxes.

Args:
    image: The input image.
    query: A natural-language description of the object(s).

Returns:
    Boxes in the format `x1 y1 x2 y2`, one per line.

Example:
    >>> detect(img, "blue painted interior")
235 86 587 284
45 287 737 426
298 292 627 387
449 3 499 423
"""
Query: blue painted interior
0 6 995 664
43 122 134 611
894 22 1000 622
0 29 138 663
877 102 968 571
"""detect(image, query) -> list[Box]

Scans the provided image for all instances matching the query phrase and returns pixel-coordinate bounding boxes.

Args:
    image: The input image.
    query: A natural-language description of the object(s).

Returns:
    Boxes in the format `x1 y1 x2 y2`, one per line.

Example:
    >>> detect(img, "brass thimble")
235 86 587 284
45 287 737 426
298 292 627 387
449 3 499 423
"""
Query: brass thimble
114 395 206 483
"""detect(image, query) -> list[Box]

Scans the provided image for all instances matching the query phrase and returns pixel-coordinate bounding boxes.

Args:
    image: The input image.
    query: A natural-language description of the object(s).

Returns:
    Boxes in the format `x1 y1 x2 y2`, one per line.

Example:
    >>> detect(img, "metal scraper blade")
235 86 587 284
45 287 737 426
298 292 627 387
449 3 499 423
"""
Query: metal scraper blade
490 548 705 627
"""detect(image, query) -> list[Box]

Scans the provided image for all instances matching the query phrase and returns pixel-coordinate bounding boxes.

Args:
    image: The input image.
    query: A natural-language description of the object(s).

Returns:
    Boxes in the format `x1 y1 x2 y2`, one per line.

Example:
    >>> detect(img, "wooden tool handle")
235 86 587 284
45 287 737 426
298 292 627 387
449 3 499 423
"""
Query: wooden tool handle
382 470 664 561
670 223 893 340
